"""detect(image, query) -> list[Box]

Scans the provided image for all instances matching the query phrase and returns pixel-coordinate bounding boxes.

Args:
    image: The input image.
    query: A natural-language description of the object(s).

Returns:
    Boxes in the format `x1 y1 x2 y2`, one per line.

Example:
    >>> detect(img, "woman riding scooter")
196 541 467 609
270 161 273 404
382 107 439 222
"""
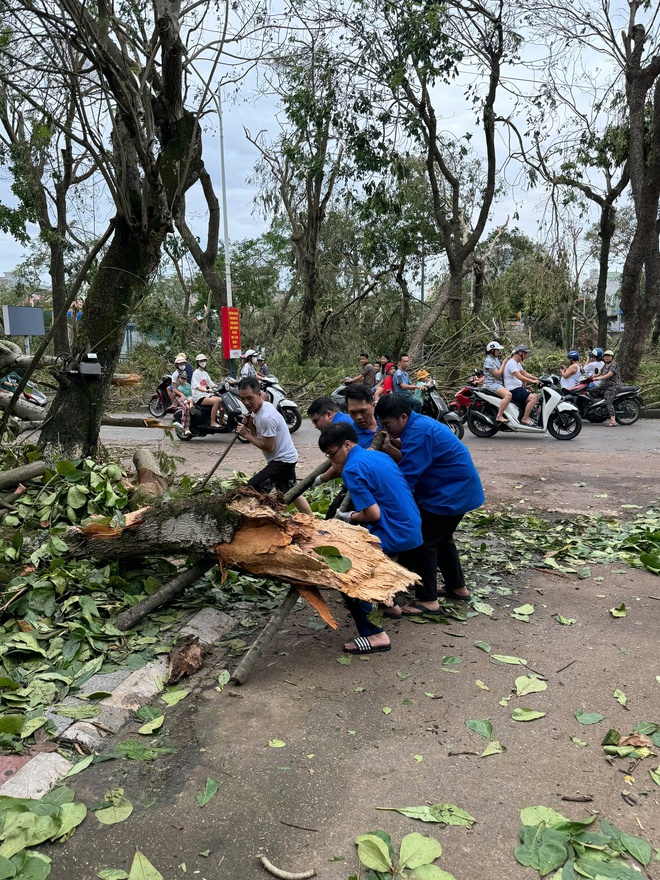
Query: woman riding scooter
191 354 222 426
482 341 512 423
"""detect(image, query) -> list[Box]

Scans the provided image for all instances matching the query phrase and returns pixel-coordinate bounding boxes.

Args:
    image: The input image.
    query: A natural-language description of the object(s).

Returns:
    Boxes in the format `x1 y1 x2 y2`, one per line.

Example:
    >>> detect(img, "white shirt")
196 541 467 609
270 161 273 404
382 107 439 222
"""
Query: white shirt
503 358 523 390
583 361 603 386
560 366 581 390
240 361 257 379
253 401 298 464
191 368 214 403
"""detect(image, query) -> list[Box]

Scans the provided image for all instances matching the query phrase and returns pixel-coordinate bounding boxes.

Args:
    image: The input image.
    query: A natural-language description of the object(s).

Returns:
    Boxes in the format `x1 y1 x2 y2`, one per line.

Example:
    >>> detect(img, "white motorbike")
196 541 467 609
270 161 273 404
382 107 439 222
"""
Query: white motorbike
467 376 582 441
261 376 302 433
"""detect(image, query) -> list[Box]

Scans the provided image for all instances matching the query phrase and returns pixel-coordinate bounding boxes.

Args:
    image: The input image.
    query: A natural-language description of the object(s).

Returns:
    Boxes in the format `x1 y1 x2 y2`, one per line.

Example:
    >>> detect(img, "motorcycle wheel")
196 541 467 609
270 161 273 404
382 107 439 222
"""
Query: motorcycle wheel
281 406 302 433
614 398 641 426
467 409 498 438
547 411 582 440
148 396 165 418
445 418 465 440
174 423 193 441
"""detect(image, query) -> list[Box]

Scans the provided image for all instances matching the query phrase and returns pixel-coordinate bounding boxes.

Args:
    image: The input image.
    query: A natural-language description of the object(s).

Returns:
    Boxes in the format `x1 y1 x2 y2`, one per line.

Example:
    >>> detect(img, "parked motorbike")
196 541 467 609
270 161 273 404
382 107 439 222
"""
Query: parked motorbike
558 374 643 425
148 375 175 418
173 379 248 441
467 375 582 440
260 376 302 432
420 381 464 439
331 382 349 412
0 371 47 407
448 371 484 423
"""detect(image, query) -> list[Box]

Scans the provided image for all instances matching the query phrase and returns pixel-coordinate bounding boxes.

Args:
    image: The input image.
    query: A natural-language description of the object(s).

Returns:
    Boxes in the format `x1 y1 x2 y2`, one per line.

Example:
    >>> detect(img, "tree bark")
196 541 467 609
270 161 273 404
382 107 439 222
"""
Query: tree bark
595 202 616 347
0 462 46 491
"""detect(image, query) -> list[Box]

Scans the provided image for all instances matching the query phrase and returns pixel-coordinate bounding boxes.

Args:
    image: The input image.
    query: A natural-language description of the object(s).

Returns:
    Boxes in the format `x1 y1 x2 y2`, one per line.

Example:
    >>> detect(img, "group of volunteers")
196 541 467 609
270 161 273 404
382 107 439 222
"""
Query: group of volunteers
481 341 622 428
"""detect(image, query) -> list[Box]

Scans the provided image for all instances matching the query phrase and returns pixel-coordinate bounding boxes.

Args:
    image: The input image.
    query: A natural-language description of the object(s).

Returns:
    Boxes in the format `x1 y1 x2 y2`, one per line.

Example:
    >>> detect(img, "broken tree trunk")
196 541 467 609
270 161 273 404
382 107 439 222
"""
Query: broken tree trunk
115 560 215 631
0 390 47 422
231 587 300 685
0 462 47 491
132 448 169 503
63 488 418 605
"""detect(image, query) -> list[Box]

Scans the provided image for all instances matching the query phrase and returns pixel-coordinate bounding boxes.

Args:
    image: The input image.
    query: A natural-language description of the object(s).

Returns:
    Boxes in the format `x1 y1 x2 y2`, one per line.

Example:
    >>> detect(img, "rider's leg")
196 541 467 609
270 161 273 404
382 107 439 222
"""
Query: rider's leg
208 396 222 424
523 393 538 423
495 387 512 421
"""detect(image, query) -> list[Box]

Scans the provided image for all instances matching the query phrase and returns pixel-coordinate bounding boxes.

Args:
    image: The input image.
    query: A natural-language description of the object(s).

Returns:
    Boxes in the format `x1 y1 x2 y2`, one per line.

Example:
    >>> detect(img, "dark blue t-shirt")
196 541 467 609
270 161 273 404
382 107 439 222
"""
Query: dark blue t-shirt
398 411 485 516
342 445 422 554
354 423 378 449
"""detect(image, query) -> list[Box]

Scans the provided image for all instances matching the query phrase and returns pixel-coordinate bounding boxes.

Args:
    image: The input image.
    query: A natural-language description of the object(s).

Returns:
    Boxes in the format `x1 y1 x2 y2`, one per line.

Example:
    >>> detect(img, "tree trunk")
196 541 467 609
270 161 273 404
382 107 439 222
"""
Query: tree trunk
392 259 411 363
298 257 319 363
38 217 165 458
595 203 616 348
408 279 450 362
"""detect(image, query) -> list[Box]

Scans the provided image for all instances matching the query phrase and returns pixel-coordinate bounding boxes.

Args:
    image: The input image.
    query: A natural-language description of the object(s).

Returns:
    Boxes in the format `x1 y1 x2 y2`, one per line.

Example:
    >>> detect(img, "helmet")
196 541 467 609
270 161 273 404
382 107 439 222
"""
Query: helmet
174 357 186 365
243 349 257 359
486 341 502 352
591 347 603 358
603 349 614 357
416 369 430 379
513 345 530 354
176 352 186 360
257 353 266 361
567 350 579 360
195 353 208 364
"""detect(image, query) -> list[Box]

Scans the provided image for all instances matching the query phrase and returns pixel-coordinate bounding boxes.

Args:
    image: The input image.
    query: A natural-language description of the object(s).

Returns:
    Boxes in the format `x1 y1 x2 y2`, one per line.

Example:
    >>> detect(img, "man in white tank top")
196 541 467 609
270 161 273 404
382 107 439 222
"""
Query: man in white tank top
560 351 582 391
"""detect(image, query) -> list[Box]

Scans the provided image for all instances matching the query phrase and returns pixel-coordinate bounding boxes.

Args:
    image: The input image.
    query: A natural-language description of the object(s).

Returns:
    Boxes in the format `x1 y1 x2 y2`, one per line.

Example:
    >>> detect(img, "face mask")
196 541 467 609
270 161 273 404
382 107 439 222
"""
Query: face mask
198 361 206 368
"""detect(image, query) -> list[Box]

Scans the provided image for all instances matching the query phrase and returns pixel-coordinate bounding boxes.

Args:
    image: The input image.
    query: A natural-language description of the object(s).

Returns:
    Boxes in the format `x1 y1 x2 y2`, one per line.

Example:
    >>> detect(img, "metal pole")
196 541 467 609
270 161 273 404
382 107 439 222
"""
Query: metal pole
571 317 577 348
216 86 233 309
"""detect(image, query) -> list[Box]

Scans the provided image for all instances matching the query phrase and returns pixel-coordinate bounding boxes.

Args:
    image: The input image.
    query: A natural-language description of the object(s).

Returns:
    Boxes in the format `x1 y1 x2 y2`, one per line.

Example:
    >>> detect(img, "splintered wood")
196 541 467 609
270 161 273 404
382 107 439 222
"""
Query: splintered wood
215 494 419 606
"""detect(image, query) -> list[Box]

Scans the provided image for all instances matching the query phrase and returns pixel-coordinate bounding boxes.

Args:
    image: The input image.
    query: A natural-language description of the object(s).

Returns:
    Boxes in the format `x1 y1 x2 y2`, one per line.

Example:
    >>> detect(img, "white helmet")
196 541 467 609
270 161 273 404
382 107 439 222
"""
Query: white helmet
195 353 208 363
243 349 257 359
486 341 502 352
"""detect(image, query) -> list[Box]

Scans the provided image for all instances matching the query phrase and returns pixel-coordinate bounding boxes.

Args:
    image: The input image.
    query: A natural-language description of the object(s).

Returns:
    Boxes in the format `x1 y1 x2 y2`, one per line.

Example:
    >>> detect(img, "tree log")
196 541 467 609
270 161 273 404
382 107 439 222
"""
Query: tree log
115 560 214 631
101 414 169 429
283 460 331 504
63 488 418 605
231 587 300 685
0 462 47 491
0 390 47 422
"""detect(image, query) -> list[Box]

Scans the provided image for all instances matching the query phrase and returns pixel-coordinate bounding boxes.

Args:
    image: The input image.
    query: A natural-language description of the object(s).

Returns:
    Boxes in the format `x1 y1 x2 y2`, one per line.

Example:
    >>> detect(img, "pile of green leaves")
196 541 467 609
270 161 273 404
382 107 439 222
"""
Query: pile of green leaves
0 784 86 879
350 830 455 880
514 805 654 878
3 458 128 529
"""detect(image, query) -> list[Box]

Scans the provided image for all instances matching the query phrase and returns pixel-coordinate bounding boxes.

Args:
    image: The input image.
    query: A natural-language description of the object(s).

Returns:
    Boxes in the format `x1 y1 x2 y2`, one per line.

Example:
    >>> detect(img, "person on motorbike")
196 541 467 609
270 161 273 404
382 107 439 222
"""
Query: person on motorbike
583 348 604 386
257 353 271 376
239 349 265 381
393 355 423 413
172 373 193 437
375 363 395 400
168 354 192 408
482 341 512 423
598 350 622 427
413 369 432 404
191 354 223 427
345 354 376 389
560 350 582 391
503 345 540 426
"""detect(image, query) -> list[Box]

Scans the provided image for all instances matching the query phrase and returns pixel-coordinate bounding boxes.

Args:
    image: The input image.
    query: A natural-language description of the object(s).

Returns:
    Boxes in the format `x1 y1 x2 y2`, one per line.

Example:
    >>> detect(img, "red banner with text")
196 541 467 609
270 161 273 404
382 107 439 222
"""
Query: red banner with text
221 307 242 359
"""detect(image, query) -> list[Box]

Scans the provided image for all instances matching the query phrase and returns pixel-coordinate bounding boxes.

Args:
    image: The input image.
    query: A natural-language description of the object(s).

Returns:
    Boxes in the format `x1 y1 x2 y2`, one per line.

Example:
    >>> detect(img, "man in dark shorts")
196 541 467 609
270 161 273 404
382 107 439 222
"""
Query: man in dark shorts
502 345 540 426
237 377 312 514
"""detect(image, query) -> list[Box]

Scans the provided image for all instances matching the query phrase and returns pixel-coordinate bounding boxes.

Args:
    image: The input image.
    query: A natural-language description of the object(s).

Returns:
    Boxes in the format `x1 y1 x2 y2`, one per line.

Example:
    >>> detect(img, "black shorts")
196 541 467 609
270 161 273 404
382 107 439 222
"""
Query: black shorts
248 459 297 494
511 387 530 404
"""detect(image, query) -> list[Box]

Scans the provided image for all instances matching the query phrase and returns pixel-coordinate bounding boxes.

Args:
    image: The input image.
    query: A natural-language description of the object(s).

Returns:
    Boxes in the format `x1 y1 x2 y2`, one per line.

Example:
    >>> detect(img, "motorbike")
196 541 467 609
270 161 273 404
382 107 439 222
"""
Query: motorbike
260 376 302 433
467 375 582 441
420 381 464 439
557 374 643 426
331 381 350 412
448 371 484 423
173 379 249 441
0 371 47 407
148 375 175 418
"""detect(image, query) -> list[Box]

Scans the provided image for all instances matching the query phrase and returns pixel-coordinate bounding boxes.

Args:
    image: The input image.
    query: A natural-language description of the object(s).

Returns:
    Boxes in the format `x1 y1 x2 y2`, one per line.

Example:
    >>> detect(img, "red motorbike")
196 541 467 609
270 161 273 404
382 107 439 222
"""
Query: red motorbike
449 371 484 423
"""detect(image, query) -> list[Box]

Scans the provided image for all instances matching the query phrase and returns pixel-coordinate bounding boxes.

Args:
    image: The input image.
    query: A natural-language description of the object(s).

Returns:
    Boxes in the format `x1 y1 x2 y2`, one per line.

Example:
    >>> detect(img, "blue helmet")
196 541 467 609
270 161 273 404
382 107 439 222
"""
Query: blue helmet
567 350 580 360
591 347 603 358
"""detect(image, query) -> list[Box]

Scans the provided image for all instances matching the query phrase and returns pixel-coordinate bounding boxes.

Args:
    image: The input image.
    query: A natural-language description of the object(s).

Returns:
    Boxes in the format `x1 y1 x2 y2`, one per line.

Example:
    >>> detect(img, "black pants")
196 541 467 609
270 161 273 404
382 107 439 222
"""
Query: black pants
248 459 297 494
404 509 465 601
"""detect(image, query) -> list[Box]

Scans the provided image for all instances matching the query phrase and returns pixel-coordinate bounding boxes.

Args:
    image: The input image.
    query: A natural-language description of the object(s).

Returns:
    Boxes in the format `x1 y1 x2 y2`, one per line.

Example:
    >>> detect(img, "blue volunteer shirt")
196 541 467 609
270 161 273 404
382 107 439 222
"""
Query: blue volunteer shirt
342 445 422 554
354 423 378 449
332 410 353 424
398 411 485 516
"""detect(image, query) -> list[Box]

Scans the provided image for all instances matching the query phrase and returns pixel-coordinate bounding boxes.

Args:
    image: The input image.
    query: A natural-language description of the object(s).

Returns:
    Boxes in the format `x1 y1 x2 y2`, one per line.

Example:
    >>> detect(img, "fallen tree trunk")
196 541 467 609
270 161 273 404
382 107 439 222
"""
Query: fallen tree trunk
63 488 418 606
132 449 169 502
0 462 47 491
115 560 215 631
0 390 47 422
101 415 168 429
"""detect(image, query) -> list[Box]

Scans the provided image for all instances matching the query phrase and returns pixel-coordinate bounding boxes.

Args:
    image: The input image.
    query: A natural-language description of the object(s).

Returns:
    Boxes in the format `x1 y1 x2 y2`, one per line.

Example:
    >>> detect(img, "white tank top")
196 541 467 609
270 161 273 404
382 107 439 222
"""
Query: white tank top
560 368 581 390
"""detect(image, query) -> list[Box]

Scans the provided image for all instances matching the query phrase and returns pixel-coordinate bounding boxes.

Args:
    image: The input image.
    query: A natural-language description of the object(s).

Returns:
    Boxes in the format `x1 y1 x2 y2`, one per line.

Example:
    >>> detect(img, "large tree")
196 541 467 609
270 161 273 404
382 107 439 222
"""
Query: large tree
0 0 259 455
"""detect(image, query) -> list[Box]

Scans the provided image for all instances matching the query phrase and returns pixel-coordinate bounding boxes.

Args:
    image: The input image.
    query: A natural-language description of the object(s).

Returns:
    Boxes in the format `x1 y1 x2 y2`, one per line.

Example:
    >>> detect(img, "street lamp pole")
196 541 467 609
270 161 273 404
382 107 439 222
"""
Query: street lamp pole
571 316 577 349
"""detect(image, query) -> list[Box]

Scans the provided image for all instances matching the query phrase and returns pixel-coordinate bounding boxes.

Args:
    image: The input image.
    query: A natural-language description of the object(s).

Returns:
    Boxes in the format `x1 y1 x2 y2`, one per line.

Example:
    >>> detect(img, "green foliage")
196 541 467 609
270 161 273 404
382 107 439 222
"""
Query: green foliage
515 806 653 877
352 830 452 879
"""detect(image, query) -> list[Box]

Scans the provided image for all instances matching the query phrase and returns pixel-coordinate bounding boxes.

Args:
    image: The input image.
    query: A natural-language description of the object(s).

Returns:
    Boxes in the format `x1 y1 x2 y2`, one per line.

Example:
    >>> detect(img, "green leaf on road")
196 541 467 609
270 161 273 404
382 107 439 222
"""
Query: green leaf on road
491 654 527 666
520 805 569 827
472 601 494 617
513 604 534 616
481 740 506 757
161 688 188 707
355 834 393 873
620 831 652 866
610 603 627 617
465 719 493 741
62 753 95 778
95 789 133 825
571 737 587 747
127 852 163 880
337 656 352 665
137 715 164 735
55 704 100 720
574 709 604 726
649 766 660 785
268 739 286 748
398 832 442 870
512 708 546 722
474 641 491 653
97 870 129 880
376 803 476 826
475 680 489 690
554 614 576 625
613 688 627 706
195 778 219 807
515 675 548 696
216 670 230 690
382 707 392 715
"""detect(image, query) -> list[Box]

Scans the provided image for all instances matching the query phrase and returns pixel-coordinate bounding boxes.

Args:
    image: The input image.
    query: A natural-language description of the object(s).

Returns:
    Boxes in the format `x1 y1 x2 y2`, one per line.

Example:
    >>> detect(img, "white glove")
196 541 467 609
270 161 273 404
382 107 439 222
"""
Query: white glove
336 509 353 523
312 475 323 488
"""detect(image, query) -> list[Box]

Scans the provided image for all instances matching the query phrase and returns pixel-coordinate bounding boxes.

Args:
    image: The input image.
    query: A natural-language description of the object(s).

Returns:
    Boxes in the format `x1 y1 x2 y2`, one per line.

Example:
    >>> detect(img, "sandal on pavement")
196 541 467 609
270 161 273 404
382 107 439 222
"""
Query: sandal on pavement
400 601 441 617
437 588 471 602
344 636 392 655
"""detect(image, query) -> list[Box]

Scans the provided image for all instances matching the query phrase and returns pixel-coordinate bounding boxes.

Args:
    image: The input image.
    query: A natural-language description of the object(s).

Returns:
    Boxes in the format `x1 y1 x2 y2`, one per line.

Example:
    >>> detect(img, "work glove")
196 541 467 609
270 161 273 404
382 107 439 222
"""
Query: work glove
336 509 353 523
312 475 323 488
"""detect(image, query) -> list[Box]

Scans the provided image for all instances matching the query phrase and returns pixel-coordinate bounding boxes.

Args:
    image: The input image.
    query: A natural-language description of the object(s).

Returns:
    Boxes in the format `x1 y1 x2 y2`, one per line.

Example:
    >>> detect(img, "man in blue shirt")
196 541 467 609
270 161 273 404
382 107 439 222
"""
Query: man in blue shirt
393 354 423 413
307 397 353 430
345 385 379 449
318 422 422 654
375 394 485 610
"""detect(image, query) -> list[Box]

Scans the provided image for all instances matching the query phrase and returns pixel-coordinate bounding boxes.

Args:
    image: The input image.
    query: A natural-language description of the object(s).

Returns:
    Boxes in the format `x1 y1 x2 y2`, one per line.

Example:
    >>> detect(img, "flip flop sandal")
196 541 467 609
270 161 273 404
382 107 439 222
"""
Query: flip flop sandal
400 601 441 617
382 608 403 619
345 636 392 655
437 588 471 602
